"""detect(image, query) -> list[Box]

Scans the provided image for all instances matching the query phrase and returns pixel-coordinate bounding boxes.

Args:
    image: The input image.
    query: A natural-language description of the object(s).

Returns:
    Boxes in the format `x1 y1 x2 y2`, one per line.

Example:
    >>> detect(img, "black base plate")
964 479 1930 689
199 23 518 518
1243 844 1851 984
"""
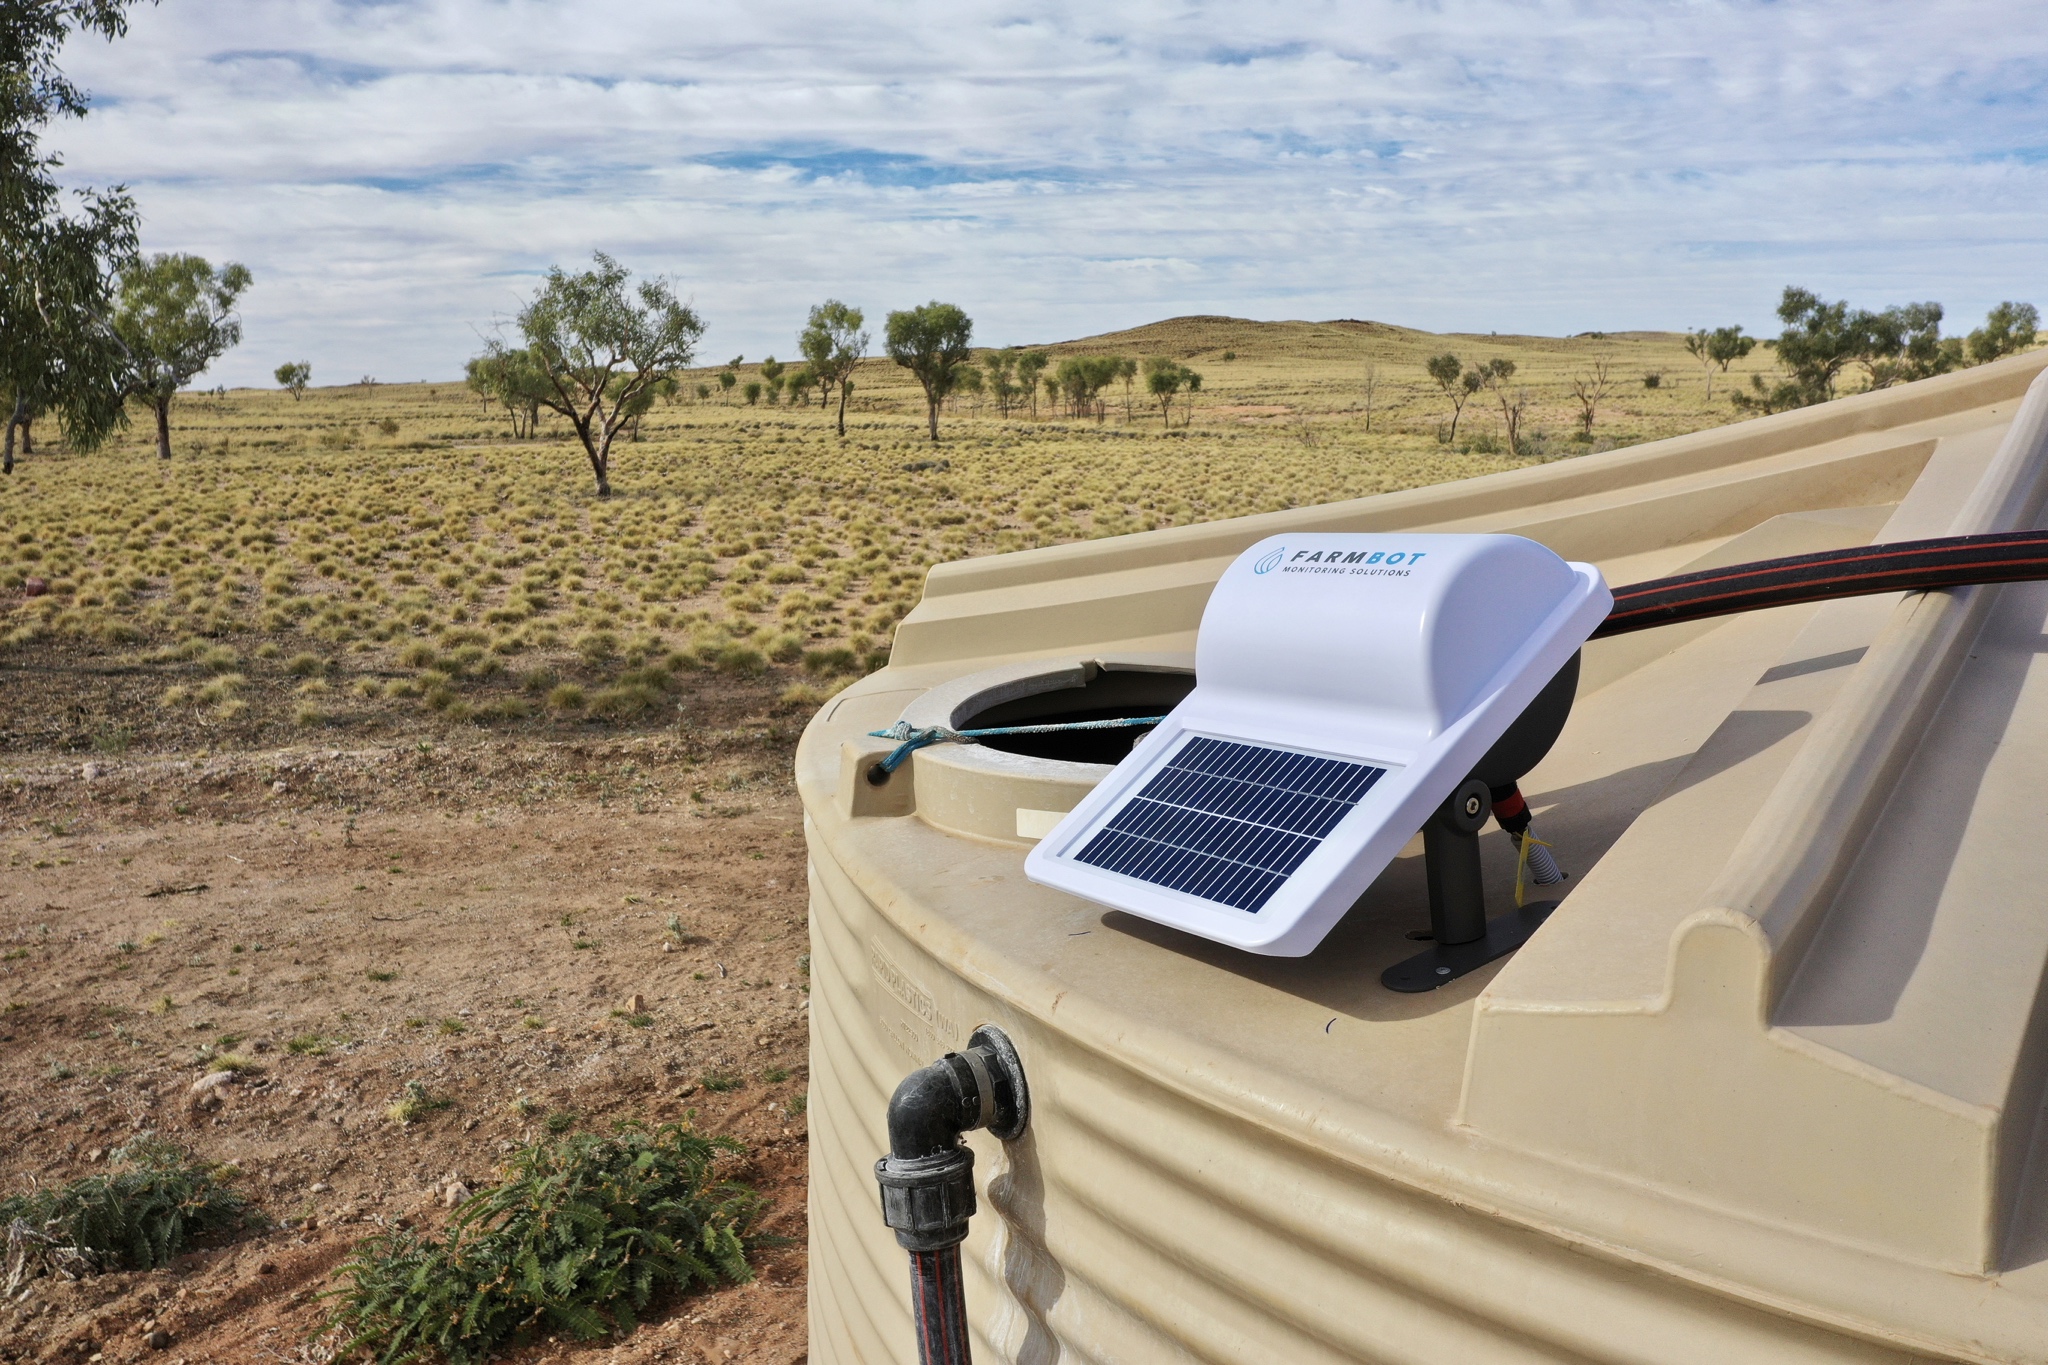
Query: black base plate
1380 900 1560 993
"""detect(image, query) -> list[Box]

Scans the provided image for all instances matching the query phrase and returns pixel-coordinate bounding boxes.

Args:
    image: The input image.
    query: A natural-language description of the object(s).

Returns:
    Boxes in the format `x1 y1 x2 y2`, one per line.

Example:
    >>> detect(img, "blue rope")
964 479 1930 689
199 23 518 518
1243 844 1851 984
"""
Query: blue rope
868 715 1168 774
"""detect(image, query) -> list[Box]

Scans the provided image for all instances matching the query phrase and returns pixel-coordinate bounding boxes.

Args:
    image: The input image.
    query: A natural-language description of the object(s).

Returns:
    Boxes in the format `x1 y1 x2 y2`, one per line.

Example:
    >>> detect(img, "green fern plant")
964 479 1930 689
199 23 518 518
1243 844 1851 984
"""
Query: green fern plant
0 1137 252 1286
321 1121 761 1363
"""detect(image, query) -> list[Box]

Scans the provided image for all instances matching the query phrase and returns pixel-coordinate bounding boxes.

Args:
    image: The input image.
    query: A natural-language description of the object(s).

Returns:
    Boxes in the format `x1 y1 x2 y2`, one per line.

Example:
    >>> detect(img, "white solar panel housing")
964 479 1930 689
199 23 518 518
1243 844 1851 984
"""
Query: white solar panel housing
1025 533 1612 955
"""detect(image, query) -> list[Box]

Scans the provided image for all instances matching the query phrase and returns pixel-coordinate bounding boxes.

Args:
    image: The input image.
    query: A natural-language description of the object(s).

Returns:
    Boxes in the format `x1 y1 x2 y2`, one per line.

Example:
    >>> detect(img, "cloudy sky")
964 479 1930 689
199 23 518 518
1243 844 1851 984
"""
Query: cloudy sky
52 0 2048 387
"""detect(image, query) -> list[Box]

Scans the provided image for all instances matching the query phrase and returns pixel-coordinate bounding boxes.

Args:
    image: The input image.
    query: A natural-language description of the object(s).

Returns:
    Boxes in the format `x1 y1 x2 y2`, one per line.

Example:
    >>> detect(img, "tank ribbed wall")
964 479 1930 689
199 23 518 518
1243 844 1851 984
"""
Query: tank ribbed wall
806 839 1935 1365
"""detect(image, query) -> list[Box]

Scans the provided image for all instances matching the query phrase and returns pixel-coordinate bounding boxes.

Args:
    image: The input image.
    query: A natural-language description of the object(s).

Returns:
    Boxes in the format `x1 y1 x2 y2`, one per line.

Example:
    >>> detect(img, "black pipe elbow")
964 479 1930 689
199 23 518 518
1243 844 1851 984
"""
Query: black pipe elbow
875 1026 1029 1253
887 1054 982 1160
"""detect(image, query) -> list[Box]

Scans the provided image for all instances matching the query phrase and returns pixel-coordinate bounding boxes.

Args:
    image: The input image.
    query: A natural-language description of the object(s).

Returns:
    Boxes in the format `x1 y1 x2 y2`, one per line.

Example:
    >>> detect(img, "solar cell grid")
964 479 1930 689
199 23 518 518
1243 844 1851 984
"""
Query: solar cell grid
1074 736 1385 912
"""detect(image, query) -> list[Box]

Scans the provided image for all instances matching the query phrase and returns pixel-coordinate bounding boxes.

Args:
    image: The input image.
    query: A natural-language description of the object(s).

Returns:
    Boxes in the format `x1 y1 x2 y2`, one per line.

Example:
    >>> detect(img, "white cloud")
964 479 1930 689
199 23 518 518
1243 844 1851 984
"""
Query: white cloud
49 0 2048 386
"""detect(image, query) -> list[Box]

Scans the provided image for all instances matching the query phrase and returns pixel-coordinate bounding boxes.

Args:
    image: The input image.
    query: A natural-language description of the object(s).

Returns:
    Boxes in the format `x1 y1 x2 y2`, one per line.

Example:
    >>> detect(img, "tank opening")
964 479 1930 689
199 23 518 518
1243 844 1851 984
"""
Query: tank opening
958 667 1194 763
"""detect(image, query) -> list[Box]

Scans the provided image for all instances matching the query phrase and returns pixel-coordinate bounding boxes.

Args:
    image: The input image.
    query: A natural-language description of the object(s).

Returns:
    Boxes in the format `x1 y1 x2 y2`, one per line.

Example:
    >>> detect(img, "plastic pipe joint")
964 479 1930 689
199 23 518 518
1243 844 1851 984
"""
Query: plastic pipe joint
875 1026 1029 1252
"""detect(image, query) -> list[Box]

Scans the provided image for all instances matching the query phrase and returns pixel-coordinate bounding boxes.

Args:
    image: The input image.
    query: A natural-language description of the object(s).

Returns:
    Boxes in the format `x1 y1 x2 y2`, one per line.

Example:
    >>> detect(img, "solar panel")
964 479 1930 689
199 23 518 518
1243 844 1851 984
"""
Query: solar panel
1025 532 1611 956
1074 737 1385 911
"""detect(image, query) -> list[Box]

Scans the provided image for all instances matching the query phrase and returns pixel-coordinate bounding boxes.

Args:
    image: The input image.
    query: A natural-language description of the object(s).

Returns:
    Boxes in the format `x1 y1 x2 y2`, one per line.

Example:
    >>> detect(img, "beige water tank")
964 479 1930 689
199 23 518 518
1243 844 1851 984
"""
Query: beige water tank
803 351 2048 1364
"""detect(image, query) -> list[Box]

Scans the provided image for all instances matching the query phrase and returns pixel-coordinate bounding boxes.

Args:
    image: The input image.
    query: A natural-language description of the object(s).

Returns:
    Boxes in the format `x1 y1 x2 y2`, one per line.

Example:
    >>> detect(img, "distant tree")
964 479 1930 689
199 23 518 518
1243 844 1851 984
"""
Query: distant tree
884 301 973 442
1143 356 1198 428
982 349 1022 417
785 365 816 406
1684 326 1755 401
275 360 311 401
1856 302 1961 390
510 252 704 496
1968 302 2039 364
1360 362 1379 433
465 346 548 438
717 368 737 400
112 253 252 460
1567 360 1613 440
1053 356 1122 421
1734 287 1860 413
743 380 762 406
759 355 784 404
1 0 149 475
694 382 711 401
619 374 676 441
1016 350 1050 419
953 362 985 412
798 300 869 436
1115 356 1138 420
1474 358 1528 456
1426 353 1479 441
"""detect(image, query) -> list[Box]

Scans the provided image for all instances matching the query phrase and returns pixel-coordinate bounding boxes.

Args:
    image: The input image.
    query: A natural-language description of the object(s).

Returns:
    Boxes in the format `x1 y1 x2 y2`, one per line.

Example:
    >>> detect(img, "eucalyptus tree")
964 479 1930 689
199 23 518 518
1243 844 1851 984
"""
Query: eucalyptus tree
799 300 869 435
1683 326 1753 401
1143 357 1198 428
1 0 154 473
1969 302 2038 364
1016 350 1049 418
464 346 548 438
275 360 310 400
884 302 973 442
1426 352 1479 441
511 252 704 495
112 253 252 459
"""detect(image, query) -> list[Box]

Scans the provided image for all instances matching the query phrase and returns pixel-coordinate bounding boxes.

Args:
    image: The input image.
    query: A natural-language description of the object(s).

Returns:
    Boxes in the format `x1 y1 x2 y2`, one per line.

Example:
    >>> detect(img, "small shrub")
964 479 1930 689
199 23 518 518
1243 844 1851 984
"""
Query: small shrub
285 651 326 676
322 1122 761 1364
0 1137 252 1279
546 683 586 713
285 1034 329 1056
293 702 326 727
387 1080 453 1126
700 1072 741 1093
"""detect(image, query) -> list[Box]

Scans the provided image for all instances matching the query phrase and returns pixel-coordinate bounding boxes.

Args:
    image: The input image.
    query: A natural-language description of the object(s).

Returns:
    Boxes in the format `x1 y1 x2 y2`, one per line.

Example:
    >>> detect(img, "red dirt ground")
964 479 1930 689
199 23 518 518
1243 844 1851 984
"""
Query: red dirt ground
0 713 815 1364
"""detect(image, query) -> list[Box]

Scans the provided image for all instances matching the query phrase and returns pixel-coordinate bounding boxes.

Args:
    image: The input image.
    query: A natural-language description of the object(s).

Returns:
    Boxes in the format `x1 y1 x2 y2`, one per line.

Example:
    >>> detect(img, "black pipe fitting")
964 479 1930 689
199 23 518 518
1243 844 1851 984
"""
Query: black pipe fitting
875 1026 1028 1253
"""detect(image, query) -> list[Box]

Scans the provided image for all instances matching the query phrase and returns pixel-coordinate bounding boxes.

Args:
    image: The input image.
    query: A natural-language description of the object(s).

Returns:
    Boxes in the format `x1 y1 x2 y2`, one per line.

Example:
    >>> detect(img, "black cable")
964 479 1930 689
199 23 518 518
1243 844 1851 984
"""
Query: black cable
1593 529 2048 638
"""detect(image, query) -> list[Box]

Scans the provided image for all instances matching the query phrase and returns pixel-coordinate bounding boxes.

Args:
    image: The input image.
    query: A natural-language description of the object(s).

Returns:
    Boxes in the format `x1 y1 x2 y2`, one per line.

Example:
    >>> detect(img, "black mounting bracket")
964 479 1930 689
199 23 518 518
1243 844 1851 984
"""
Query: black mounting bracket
1380 778 1558 993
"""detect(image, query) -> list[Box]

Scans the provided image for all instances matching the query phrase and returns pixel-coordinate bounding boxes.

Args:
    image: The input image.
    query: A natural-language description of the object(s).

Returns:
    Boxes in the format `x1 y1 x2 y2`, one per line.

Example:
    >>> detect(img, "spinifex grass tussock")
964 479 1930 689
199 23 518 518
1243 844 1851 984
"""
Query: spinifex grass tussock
0 1136 253 1290
0 317 1778 749
321 1121 762 1365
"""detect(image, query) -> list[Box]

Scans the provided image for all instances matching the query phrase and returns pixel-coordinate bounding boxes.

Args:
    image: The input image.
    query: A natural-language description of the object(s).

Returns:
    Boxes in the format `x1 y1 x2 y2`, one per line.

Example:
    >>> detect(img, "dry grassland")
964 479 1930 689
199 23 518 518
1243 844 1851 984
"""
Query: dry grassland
0 316 1763 754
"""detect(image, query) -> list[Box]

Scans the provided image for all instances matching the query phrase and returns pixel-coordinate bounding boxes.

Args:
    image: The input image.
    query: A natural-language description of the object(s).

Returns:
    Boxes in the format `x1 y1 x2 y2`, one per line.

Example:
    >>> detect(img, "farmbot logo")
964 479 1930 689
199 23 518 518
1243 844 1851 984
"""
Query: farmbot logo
1253 547 1286 575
